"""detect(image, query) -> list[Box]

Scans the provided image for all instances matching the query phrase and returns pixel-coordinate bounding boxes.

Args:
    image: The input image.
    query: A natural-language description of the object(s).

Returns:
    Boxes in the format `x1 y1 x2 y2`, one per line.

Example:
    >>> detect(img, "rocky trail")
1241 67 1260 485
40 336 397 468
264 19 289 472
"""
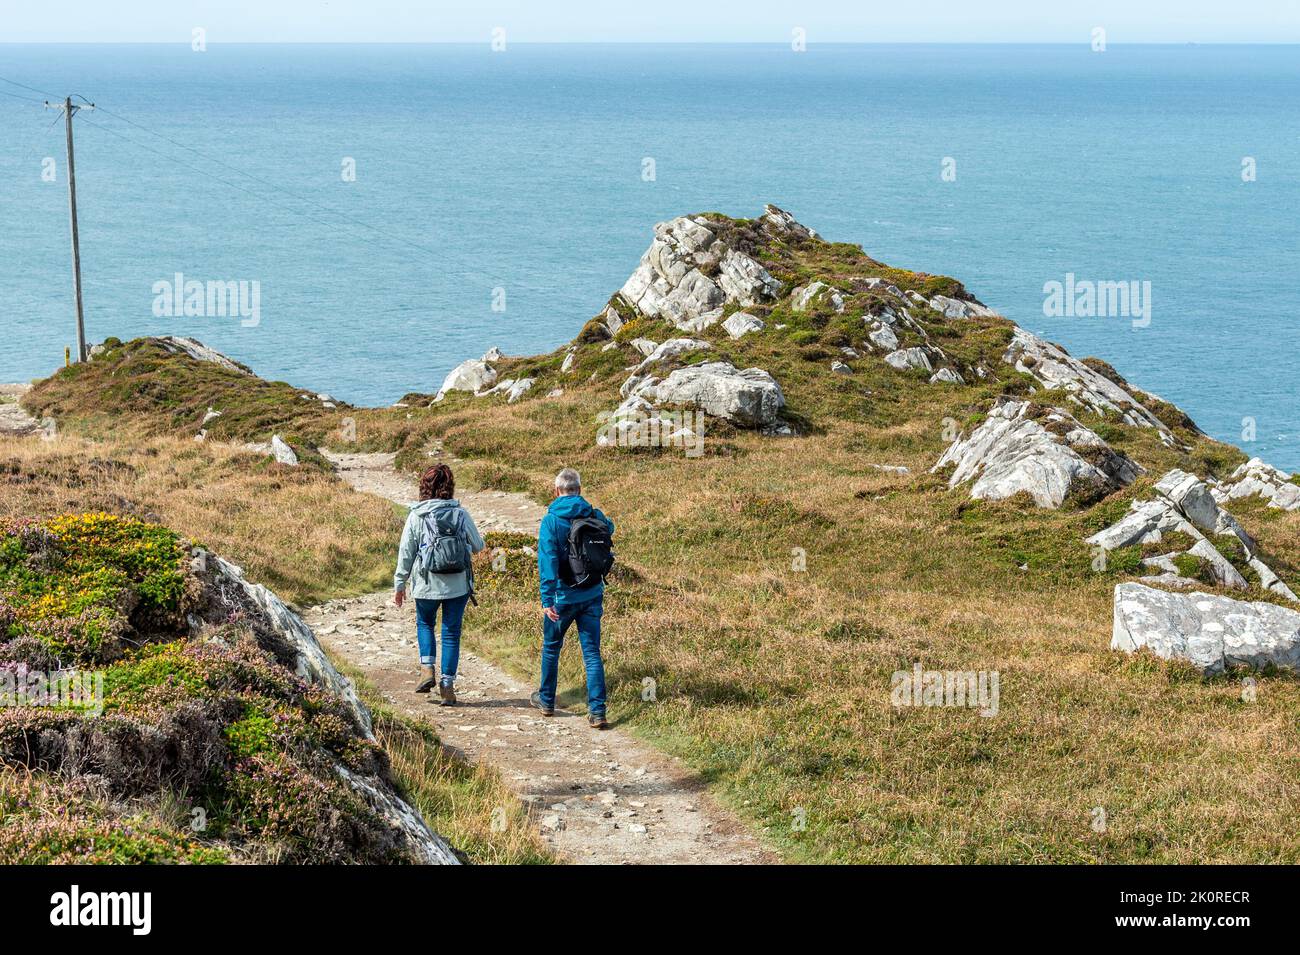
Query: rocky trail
308 450 770 864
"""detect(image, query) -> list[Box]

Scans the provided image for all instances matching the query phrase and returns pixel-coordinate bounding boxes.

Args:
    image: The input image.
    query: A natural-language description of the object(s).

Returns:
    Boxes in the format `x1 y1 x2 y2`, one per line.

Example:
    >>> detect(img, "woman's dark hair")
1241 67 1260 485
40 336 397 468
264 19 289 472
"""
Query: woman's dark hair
419 464 455 501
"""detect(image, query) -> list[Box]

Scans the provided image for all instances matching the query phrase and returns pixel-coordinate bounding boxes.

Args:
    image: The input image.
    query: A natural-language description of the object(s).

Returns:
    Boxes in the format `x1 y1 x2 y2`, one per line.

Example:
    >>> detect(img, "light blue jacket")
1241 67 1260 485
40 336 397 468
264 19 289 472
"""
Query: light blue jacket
394 499 485 600
538 494 615 609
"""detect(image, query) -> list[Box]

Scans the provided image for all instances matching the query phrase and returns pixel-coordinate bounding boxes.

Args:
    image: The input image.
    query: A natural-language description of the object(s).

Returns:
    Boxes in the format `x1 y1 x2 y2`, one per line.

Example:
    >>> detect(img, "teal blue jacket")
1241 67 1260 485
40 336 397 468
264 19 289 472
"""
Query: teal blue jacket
538 494 614 609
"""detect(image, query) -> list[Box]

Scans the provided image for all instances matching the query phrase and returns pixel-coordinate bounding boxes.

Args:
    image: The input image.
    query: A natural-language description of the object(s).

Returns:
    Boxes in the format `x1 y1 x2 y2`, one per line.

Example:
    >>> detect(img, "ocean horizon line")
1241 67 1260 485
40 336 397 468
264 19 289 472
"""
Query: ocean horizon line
4 40 1300 47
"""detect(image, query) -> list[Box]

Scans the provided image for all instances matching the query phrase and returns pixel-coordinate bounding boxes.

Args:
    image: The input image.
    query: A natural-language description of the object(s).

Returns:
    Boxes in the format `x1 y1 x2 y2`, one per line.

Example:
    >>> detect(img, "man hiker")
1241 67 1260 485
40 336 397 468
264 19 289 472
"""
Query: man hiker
530 467 616 729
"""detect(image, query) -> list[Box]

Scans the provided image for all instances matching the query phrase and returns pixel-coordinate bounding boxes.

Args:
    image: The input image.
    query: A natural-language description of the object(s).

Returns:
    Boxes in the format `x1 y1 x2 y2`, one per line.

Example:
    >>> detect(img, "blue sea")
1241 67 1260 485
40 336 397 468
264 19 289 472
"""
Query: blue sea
2 44 1298 466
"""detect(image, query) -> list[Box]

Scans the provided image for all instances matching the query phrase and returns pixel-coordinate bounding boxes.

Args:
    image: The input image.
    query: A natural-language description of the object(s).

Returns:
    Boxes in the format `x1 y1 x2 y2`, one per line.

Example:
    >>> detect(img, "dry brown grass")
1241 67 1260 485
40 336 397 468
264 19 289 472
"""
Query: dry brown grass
444 390 1300 864
0 431 399 606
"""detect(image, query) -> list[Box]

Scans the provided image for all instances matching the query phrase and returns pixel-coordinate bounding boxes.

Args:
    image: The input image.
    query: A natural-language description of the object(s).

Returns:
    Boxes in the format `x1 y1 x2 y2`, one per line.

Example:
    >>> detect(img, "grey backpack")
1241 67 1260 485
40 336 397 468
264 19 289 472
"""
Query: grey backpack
418 506 470 576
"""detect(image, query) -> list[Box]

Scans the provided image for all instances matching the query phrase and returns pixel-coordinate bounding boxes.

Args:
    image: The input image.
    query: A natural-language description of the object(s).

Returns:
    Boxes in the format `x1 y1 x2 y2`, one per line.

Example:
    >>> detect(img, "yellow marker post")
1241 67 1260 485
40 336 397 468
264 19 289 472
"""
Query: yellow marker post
65 346 71 368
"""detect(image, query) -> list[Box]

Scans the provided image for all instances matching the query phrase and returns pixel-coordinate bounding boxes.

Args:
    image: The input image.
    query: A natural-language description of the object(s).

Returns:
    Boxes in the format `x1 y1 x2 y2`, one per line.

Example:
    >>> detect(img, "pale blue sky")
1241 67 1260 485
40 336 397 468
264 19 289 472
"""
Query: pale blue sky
2 0 1297 43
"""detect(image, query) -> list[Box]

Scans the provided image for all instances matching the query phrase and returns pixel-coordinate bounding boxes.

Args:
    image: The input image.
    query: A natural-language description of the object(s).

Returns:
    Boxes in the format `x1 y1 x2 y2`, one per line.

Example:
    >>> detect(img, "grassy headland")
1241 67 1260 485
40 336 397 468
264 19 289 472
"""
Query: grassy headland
13 209 1300 863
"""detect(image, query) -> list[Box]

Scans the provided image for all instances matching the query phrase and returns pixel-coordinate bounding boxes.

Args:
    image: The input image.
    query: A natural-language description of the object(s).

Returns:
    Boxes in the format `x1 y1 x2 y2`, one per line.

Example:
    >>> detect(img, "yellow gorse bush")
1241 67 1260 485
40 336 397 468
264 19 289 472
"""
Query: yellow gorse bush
1 512 188 662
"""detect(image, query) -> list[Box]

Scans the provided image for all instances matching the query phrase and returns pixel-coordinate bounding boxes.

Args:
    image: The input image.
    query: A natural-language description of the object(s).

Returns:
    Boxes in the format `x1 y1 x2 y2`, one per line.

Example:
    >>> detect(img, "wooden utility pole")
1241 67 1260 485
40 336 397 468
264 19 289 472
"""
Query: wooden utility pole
45 96 93 362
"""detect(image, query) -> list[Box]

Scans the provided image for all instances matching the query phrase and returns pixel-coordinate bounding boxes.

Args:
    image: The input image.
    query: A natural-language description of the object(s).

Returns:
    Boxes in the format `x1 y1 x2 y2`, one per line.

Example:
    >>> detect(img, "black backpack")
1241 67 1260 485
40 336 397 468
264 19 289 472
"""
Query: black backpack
564 515 615 588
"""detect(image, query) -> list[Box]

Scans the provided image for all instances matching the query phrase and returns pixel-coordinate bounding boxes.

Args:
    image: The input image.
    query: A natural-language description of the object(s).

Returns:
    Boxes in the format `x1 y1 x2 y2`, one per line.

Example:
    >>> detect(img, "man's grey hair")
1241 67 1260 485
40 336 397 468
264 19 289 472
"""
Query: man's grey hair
555 467 582 494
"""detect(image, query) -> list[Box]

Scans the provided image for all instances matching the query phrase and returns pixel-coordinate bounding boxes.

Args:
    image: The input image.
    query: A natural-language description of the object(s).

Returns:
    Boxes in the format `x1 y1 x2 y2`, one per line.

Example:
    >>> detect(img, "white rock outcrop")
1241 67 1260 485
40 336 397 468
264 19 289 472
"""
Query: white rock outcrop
1153 469 1254 549
0 384 42 437
634 338 712 373
722 312 765 339
1002 328 1172 435
761 203 819 240
436 359 497 399
928 295 997 319
884 347 933 373
601 306 624 337
933 398 1142 508
154 336 250 375
1086 469 1295 600
1088 499 1200 552
675 307 725 334
618 216 780 329
1213 458 1300 512
791 281 846 313
868 325 899 351
628 361 785 429
717 249 782 305
479 377 535 403
271 435 298 466
1111 582 1300 675
208 557 459 864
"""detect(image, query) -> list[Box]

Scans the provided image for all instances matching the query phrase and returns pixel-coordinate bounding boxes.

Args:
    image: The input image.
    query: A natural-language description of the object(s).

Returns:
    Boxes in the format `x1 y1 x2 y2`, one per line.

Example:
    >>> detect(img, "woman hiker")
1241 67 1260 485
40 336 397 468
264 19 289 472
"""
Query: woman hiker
393 464 485 704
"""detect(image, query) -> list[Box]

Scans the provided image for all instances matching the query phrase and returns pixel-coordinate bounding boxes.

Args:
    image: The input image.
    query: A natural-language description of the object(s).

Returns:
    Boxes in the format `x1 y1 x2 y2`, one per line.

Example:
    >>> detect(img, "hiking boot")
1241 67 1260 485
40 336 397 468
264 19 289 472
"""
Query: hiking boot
414 675 437 694
588 712 609 730
438 678 457 706
529 691 554 716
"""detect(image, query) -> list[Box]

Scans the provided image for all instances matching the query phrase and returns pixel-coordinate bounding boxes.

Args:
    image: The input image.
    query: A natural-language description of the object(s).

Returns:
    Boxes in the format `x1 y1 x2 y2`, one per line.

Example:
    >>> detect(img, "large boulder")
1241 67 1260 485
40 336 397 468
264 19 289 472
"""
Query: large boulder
933 397 1142 508
1111 582 1300 675
630 361 784 429
270 435 299 466
868 325 899 351
1002 328 1173 436
1213 457 1300 512
436 359 497 399
0 384 42 437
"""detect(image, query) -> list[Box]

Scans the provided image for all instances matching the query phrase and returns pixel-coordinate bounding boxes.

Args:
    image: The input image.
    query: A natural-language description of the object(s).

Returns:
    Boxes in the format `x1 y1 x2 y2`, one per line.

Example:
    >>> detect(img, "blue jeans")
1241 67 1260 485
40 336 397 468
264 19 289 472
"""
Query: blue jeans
538 597 606 716
415 594 469 676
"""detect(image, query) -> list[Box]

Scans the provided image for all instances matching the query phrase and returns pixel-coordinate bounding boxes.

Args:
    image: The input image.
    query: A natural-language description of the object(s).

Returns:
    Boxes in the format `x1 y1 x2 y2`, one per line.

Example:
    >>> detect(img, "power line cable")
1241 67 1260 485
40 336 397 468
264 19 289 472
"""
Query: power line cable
0 87 46 105
0 73 59 99
15 111 65 166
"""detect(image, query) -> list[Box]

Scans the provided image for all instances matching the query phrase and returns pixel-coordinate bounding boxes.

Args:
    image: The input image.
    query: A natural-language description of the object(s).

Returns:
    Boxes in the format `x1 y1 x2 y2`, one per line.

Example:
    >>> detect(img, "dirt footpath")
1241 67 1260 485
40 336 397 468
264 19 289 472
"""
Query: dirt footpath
308 449 770 864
